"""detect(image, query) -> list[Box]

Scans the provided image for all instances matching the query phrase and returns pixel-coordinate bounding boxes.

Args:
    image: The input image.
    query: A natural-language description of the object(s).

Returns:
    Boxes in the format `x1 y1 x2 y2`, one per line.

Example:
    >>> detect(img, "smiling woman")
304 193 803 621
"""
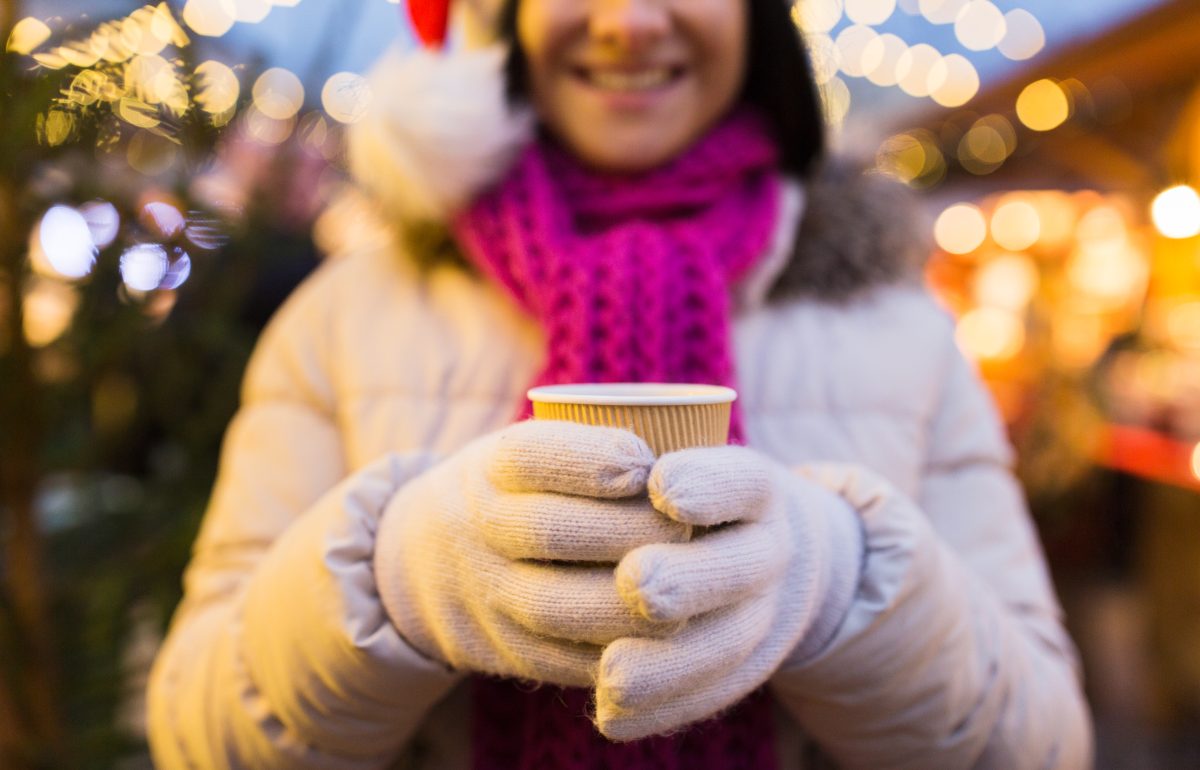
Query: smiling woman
145 0 1093 766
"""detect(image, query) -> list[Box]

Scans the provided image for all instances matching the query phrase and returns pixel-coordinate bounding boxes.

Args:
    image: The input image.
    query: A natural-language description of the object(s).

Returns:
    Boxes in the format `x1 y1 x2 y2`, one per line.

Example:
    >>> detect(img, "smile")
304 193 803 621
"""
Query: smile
573 66 685 92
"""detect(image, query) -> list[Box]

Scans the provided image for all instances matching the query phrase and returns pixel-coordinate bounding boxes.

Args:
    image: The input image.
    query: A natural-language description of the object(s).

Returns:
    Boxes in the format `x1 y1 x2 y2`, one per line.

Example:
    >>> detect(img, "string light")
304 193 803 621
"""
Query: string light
252 67 304 120
928 53 978 107
955 0 1006 52
1017 79 1070 131
182 0 236 38
321 72 372 124
998 8 1045 61
935 203 987 254
845 0 896 26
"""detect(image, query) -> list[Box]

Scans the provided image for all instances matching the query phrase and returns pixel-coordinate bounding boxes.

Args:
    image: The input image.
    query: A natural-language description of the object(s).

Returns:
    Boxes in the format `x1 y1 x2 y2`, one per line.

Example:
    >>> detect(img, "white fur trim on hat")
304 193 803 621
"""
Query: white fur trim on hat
347 45 534 224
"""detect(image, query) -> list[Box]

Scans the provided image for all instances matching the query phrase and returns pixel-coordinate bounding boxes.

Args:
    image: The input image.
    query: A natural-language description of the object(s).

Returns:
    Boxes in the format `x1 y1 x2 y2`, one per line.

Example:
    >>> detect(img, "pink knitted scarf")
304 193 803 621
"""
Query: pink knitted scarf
453 109 781 770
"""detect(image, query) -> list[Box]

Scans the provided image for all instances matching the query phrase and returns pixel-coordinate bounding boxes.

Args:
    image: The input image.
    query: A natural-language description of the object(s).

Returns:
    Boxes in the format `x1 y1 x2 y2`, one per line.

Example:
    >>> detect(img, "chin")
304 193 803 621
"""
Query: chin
570 130 691 174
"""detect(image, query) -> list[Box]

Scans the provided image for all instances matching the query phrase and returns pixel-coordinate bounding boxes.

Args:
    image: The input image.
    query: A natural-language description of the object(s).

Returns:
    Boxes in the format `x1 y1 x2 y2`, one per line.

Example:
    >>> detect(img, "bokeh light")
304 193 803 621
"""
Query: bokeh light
1031 191 1078 248
127 129 179 175
183 0 237 38
142 201 186 238
958 114 1015 175
7 17 52 55
954 1 1006 52
845 0 895 26
835 25 881 78
39 206 97 279
919 0 966 25
194 60 240 114
973 253 1039 311
935 203 987 254
956 306 1025 361
233 0 272 23
1192 443 1200 483
896 43 941 98
1166 302 1200 351
253 67 304 120
321 72 372 124
1017 79 1070 131
159 251 193 290
120 244 169 291
244 104 296 145
929 53 979 107
793 0 844 34
1151 185 1200 239
23 279 78 347
864 33 907 87
991 198 1041 251
80 201 121 249
876 129 945 187
998 9 1045 61
1067 209 1148 307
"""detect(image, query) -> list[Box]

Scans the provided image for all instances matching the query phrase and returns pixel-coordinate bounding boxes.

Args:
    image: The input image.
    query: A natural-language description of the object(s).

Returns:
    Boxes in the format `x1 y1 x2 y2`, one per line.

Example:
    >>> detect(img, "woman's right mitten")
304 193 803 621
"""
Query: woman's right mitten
373 420 689 687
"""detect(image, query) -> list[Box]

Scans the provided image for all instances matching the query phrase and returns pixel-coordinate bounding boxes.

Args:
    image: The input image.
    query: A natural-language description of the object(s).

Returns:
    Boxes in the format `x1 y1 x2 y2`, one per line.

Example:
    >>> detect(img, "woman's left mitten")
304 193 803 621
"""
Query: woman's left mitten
596 445 865 741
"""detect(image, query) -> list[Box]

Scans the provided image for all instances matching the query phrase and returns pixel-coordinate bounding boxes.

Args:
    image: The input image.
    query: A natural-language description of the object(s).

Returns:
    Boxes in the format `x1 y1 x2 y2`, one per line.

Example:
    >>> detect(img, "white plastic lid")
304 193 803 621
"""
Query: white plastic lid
527 383 737 406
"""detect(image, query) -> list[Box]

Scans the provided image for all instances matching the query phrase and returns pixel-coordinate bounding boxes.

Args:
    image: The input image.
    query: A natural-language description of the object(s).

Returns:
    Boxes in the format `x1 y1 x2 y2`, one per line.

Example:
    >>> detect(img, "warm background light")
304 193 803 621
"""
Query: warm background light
973 253 1039 311
935 203 987 254
991 198 1041 251
1017 79 1070 131
956 306 1025 361
1151 185 1200 239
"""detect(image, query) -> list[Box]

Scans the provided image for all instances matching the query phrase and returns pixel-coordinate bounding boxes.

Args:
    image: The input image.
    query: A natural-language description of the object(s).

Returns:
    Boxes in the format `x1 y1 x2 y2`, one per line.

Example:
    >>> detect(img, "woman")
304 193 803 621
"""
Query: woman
146 0 1093 765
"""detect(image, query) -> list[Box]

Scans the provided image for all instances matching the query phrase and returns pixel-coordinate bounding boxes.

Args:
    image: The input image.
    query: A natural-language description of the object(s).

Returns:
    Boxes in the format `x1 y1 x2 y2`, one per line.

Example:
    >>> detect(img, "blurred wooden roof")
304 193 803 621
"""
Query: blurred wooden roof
903 0 1200 195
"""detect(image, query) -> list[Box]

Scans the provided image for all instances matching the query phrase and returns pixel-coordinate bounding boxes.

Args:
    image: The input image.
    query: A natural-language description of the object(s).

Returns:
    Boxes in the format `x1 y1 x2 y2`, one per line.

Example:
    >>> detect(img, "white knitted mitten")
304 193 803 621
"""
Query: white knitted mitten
596 445 865 741
374 420 689 687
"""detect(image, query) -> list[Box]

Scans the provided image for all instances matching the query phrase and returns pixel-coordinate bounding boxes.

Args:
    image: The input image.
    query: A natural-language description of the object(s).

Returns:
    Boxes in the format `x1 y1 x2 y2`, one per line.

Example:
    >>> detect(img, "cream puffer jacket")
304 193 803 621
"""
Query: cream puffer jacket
146 47 1092 770
145 185 1092 770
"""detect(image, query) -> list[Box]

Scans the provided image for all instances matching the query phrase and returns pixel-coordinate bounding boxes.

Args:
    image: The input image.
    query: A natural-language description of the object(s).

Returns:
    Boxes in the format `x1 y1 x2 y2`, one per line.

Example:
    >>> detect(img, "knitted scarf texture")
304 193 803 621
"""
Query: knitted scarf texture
453 109 781 770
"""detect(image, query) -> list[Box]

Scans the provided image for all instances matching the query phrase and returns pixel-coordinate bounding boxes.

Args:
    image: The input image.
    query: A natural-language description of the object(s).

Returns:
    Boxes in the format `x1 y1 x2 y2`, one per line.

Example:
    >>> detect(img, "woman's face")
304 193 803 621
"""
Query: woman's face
517 0 748 173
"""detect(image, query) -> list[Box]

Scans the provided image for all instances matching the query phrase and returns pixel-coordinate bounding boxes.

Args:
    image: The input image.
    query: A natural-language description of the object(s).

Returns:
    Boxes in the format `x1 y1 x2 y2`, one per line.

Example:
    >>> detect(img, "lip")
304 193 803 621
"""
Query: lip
569 64 687 112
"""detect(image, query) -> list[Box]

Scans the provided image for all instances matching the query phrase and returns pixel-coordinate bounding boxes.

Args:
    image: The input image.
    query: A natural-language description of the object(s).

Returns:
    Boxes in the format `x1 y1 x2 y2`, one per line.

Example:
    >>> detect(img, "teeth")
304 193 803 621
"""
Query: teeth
587 68 672 91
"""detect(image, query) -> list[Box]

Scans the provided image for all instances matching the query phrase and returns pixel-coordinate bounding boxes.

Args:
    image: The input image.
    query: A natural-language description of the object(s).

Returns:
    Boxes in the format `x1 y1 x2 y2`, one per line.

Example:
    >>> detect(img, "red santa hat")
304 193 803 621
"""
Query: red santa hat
344 0 533 224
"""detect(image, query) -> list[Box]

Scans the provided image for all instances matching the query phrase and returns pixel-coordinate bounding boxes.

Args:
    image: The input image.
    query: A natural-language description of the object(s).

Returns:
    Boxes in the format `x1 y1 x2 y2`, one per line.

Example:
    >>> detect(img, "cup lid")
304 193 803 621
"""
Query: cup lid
527 383 737 406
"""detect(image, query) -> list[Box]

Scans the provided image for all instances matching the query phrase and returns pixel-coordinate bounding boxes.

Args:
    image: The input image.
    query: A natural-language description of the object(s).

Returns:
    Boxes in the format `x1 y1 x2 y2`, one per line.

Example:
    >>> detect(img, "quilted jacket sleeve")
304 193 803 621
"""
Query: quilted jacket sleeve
146 263 461 769
769 324 1093 769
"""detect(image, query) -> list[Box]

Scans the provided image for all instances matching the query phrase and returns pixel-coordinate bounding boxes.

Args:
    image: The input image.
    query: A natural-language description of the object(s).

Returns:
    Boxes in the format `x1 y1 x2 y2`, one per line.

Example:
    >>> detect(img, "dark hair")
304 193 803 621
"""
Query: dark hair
495 0 827 179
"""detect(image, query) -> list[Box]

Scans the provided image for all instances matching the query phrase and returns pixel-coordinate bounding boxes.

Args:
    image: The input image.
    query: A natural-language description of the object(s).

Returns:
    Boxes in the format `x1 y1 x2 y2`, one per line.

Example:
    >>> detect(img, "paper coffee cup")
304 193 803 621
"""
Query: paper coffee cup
527 383 736 456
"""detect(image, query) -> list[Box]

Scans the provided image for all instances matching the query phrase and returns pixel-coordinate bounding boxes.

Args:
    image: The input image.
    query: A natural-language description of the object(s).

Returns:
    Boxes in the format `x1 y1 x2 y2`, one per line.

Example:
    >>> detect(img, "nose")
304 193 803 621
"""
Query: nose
589 0 670 51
